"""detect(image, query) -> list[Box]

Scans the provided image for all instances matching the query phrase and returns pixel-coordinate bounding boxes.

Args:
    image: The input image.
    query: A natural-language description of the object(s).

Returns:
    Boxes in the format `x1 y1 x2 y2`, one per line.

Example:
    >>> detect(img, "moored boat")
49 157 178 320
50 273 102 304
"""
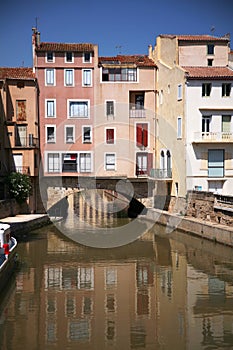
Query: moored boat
0 223 18 291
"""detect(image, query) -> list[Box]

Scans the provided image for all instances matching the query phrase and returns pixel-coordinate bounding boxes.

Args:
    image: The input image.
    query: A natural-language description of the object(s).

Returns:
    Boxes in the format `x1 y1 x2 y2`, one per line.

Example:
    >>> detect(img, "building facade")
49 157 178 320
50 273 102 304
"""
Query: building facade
32 28 98 179
0 67 40 211
149 34 233 206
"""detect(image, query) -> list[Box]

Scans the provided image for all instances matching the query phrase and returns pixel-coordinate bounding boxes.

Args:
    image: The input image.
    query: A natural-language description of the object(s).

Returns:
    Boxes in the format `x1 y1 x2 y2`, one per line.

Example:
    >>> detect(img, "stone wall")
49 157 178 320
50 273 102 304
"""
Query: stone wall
0 199 30 219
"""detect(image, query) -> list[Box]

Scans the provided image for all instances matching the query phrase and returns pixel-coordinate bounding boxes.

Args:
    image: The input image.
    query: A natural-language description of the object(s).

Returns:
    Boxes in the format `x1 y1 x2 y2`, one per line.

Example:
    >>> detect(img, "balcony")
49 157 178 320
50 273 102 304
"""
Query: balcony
193 132 233 143
14 135 39 148
129 108 145 118
149 168 172 179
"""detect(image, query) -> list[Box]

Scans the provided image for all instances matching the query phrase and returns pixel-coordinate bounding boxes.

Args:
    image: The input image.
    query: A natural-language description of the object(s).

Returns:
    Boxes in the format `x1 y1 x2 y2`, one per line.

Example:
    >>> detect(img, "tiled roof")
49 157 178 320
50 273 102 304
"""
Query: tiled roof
159 34 229 42
99 55 156 67
36 42 95 52
0 67 35 80
183 66 233 79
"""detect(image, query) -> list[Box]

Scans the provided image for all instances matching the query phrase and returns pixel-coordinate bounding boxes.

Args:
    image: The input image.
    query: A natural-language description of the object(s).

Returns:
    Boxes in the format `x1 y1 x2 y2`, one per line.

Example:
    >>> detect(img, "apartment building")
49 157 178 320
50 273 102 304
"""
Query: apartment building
32 28 98 177
0 67 40 211
149 34 233 207
95 55 157 178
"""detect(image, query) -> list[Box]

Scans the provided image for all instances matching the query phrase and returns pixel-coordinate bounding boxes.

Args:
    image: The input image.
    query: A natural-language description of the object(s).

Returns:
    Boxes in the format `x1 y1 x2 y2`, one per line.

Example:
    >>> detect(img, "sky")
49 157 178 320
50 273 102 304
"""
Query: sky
1 0 233 68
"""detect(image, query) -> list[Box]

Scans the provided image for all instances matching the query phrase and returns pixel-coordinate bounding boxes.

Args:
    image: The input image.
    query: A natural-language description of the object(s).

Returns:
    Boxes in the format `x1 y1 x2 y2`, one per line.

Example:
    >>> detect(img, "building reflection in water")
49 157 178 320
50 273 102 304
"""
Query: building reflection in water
1 196 233 349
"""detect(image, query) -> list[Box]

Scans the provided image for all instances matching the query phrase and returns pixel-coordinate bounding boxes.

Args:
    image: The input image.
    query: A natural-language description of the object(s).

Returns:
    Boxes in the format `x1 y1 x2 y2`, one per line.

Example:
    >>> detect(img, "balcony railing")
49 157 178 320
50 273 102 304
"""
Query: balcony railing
14 135 39 148
150 168 172 179
129 108 146 118
12 166 30 175
193 132 233 143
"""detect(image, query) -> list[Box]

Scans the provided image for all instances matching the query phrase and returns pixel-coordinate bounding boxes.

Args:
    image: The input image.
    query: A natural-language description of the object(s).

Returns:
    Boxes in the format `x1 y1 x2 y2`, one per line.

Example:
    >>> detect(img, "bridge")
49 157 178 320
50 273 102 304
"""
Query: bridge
39 176 156 218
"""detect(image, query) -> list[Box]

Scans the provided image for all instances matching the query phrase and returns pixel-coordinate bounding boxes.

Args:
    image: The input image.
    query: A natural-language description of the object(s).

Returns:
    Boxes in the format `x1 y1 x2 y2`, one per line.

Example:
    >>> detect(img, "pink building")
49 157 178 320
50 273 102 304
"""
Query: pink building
32 28 98 177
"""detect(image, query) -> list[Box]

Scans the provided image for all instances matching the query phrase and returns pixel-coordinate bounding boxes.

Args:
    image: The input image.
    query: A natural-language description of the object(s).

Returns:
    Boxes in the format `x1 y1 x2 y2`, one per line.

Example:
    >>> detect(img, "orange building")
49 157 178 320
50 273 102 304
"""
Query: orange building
0 67 40 211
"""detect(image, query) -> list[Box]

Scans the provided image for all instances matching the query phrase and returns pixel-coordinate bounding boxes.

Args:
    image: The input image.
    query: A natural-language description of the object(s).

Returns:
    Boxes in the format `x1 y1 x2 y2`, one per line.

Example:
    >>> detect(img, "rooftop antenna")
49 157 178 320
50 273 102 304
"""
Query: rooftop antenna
116 45 122 54
35 16 39 29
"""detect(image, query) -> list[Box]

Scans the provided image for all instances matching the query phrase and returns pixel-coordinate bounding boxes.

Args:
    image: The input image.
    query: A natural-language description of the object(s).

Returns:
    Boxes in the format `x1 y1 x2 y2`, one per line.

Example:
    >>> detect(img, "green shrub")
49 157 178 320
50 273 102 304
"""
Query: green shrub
6 172 32 203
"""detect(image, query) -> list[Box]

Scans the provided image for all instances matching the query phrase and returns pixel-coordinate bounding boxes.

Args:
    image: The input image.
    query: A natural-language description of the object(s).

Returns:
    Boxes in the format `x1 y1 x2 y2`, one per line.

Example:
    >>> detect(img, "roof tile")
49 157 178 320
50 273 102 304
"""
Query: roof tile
99 55 156 67
36 42 95 52
0 67 35 80
183 66 233 79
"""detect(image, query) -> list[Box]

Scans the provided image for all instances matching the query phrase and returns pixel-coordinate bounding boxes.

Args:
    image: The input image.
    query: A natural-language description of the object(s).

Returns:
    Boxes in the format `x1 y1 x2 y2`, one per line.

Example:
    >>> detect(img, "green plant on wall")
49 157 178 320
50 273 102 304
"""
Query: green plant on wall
6 172 32 203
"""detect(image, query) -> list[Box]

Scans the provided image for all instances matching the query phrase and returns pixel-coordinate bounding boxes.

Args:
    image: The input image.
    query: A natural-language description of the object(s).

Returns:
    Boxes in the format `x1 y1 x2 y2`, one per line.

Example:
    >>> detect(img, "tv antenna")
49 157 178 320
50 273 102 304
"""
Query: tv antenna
116 45 122 54
210 26 215 35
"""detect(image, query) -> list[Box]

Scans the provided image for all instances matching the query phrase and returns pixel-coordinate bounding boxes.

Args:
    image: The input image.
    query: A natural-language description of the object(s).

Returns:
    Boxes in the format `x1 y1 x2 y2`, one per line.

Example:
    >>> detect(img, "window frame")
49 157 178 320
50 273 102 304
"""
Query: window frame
65 125 75 143
45 69 56 86
208 149 224 178
105 153 116 171
79 153 92 173
177 84 182 101
67 99 90 119
207 44 215 55
83 52 92 63
82 126 92 144
65 52 74 63
222 83 231 97
82 69 92 87
101 67 137 82
105 127 115 145
202 83 212 97
105 100 115 117
45 125 56 143
45 99 56 118
177 117 182 139
47 153 60 173
46 51 55 63
64 69 74 87
16 100 27 121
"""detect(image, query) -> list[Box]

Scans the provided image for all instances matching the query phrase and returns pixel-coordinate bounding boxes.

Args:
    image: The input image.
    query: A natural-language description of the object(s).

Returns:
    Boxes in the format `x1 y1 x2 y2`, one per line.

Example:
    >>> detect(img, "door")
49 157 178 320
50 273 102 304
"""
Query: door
136 153 147 175
15 125 27 146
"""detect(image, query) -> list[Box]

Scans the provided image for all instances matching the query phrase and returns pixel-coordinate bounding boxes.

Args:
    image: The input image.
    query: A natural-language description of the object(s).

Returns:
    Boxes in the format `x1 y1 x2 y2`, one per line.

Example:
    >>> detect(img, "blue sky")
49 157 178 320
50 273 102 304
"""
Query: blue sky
1 0 233 67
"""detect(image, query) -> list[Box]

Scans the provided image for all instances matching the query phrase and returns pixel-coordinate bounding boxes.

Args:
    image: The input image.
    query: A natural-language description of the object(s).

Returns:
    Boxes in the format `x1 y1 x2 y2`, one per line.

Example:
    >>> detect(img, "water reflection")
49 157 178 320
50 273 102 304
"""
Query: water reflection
0 223 233 349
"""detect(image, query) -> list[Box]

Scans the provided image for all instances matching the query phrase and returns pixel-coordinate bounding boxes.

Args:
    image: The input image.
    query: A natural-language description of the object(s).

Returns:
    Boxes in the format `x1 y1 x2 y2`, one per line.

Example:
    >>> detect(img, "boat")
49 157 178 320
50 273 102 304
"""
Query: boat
0 223 18 291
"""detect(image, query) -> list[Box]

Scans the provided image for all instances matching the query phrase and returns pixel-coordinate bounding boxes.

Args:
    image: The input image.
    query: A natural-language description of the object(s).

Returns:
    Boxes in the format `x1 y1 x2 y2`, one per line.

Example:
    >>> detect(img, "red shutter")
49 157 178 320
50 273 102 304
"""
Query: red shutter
143 124 148 147
106 129 114 144
136 124 142 147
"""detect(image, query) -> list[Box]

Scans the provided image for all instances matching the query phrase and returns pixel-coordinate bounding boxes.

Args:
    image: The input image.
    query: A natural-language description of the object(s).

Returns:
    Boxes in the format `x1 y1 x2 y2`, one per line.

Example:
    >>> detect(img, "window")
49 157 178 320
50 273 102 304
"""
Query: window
62 154 77 172
177 84 182 100
106 101 115 117
65 52 73 63
16 100 26 121
82 126 92 143
222 115 231 134
46 52 54 62
82 69 92 86
135 94 144 109
83 52 92 63
106 128 115 144
102 68 137 82
80 153 91 172
65 69 74 86
202 83 211 97
46 125 56 143
208 149 224 177
202 116 211 133
68 100 89 118
48 153 60 173
65 126 75 143
105 153 116 170
136 153 148 175
207 59 213 66
177 117 182 138
136 123 148 147
207 44 214 55
45 69 55 86
15 125 27 146
46 100 56 118
222 83 231 97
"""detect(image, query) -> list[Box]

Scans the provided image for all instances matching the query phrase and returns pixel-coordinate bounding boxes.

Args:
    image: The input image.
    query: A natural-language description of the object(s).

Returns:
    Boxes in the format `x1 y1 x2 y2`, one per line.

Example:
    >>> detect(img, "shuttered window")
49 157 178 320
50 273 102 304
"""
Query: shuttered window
136 123 148 147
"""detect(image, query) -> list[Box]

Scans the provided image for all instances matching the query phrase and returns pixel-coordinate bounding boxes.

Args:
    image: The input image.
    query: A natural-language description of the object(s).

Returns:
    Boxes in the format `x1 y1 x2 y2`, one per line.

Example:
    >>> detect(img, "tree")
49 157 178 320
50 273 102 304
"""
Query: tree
6 172 32 203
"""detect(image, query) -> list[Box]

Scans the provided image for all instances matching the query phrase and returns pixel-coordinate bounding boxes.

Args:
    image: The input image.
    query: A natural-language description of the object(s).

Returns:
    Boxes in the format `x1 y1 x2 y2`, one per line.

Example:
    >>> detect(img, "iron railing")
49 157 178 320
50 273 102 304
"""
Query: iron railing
150 168 172 179
193 132 233 142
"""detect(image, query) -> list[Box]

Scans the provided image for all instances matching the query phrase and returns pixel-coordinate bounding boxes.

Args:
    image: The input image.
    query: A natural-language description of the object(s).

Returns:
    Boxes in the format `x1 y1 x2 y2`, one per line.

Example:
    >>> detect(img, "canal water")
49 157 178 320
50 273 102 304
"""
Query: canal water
0 194 233 349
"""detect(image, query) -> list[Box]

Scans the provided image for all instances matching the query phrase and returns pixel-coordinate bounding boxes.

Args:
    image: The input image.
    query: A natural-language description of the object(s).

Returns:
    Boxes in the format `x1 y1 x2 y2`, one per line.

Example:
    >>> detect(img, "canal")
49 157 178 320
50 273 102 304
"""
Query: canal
0 192 233 349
